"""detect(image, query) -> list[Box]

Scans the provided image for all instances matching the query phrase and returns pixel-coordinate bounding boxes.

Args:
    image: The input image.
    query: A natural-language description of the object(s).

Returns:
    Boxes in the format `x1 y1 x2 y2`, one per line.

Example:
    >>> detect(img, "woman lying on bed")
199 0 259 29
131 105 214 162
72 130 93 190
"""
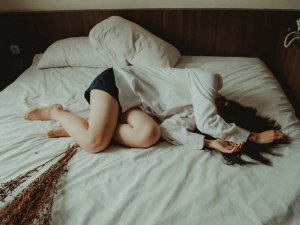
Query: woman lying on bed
24 67 287 156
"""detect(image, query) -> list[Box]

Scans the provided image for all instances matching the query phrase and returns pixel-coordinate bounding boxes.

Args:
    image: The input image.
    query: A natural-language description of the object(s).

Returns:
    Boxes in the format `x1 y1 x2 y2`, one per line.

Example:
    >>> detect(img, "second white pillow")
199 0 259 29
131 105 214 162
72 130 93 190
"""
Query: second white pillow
37 37 128 69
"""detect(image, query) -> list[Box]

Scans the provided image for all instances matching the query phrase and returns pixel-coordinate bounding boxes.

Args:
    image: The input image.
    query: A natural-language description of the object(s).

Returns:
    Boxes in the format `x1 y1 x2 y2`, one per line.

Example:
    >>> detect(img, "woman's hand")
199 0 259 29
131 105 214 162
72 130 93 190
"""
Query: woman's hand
248 130 288 144
204 139 244 154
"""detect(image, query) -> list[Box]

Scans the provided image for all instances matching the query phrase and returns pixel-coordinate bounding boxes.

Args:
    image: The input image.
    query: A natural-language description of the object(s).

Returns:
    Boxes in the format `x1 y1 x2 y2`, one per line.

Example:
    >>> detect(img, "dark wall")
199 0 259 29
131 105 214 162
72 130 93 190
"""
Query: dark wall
275 33 300 118
0 9 299 89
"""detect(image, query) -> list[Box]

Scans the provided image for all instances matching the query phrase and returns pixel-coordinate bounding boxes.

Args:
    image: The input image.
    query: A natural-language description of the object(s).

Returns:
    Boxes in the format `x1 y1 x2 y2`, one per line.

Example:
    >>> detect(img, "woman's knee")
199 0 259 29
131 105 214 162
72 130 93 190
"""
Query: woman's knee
136 123 161 148
82 133 110 153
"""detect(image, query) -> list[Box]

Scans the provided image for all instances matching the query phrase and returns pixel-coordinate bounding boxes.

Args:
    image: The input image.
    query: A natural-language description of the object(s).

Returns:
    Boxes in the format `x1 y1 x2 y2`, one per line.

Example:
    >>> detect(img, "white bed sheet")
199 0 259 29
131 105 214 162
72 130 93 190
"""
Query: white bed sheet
1 55 300 225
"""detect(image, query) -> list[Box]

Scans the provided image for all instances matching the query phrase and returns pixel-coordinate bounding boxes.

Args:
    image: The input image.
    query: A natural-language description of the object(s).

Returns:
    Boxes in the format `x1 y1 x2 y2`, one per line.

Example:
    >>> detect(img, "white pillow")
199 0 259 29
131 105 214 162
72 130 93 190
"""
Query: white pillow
89 16 181 67
37 37 128 69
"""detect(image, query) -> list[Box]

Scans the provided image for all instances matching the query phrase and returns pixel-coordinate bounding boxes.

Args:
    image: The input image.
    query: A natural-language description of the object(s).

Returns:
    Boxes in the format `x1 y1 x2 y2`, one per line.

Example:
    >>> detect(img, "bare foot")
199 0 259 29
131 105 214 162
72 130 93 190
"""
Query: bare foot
47 126 69 138
24 104 63 121
248 130 288 144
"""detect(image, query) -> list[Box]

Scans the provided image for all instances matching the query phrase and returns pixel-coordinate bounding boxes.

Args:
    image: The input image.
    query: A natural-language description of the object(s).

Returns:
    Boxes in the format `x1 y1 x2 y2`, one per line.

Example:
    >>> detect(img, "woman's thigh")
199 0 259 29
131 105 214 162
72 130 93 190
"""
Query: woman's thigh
120 108 156 126
88 89 120 148
114 108 161 148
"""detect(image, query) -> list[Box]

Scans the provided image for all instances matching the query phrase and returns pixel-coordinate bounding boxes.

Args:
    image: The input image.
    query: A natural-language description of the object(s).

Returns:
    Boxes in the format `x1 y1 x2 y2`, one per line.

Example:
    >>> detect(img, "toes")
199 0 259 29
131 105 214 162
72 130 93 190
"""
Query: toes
47 129 62 138
23 104 61 121
47 128 61 138
24 109 37 120
24 112 29 119
47 126 69 138
47 130 56 138
55 104 63 111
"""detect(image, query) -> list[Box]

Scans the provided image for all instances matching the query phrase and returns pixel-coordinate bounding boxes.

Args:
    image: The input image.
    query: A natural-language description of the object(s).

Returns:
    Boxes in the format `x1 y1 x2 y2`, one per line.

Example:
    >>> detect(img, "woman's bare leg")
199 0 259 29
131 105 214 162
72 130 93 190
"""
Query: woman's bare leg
24 90 119 153
47 108 161 148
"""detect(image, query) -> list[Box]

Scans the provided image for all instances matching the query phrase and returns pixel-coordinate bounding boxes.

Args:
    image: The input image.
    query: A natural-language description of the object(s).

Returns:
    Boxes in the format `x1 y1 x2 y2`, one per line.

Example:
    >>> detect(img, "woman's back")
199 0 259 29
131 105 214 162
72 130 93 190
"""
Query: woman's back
113 66 221 118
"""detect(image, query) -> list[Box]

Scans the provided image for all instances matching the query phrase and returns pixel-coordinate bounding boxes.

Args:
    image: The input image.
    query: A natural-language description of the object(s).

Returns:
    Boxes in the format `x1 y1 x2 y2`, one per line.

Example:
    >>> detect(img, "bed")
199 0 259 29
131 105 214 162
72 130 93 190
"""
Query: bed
1 16 300 225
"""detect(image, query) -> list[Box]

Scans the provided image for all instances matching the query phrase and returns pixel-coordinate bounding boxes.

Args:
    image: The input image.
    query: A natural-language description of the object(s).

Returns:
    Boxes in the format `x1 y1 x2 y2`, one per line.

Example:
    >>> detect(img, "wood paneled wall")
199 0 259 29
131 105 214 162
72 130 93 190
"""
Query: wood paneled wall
0 10 299 68
0 9 299 112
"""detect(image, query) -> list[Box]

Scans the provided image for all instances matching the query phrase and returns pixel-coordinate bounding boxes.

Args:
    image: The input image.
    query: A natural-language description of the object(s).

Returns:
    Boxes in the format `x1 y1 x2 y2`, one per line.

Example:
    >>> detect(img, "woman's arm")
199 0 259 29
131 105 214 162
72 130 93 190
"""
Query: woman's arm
160 113 244 153
185 70 250 144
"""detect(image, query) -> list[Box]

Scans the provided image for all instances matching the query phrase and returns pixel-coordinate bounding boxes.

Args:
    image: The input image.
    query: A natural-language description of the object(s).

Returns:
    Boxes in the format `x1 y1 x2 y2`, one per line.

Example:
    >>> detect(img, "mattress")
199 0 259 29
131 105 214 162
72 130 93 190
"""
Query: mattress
1 55 300 225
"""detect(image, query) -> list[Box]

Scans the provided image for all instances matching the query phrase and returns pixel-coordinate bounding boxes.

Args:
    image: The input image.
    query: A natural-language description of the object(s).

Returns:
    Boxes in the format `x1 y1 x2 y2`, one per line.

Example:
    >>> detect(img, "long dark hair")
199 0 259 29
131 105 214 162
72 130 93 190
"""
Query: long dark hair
202 97 288 166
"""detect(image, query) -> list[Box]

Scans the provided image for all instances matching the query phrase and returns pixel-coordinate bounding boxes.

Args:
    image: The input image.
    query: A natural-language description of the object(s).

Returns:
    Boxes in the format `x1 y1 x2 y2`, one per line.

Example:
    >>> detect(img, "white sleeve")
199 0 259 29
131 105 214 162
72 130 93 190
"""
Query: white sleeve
186 70 250 144
159 113 205 150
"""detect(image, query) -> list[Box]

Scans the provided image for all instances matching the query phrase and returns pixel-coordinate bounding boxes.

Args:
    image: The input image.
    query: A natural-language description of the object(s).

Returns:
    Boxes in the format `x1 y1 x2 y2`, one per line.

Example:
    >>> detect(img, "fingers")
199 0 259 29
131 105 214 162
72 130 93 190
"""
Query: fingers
230 142 244 153
217 130 288 154
266 130 288 143
211 139 245 154
276 130 286 138
222 141 244 154
275 130 289 143
251 130 289 144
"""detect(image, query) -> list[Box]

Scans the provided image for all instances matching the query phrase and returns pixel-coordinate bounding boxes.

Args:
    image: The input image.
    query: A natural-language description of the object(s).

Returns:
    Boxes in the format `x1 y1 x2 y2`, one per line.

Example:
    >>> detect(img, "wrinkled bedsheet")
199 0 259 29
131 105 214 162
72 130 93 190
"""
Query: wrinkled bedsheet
0 55 300 225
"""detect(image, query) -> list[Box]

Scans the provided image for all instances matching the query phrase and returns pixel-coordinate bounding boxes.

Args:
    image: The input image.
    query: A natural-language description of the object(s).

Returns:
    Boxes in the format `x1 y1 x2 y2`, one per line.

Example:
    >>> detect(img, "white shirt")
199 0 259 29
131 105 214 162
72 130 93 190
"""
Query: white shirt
113 66 250 149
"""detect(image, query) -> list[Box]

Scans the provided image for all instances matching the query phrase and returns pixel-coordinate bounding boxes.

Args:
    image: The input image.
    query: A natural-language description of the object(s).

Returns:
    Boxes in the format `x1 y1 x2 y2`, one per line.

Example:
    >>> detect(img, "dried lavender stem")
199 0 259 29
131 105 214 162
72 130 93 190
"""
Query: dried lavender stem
0 143 79 225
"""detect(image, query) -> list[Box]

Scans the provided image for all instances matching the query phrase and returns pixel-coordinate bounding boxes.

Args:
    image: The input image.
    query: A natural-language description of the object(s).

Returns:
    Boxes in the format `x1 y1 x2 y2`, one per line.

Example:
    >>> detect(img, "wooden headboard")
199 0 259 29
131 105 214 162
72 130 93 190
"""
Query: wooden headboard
0 9 299 115
0 10 299 66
